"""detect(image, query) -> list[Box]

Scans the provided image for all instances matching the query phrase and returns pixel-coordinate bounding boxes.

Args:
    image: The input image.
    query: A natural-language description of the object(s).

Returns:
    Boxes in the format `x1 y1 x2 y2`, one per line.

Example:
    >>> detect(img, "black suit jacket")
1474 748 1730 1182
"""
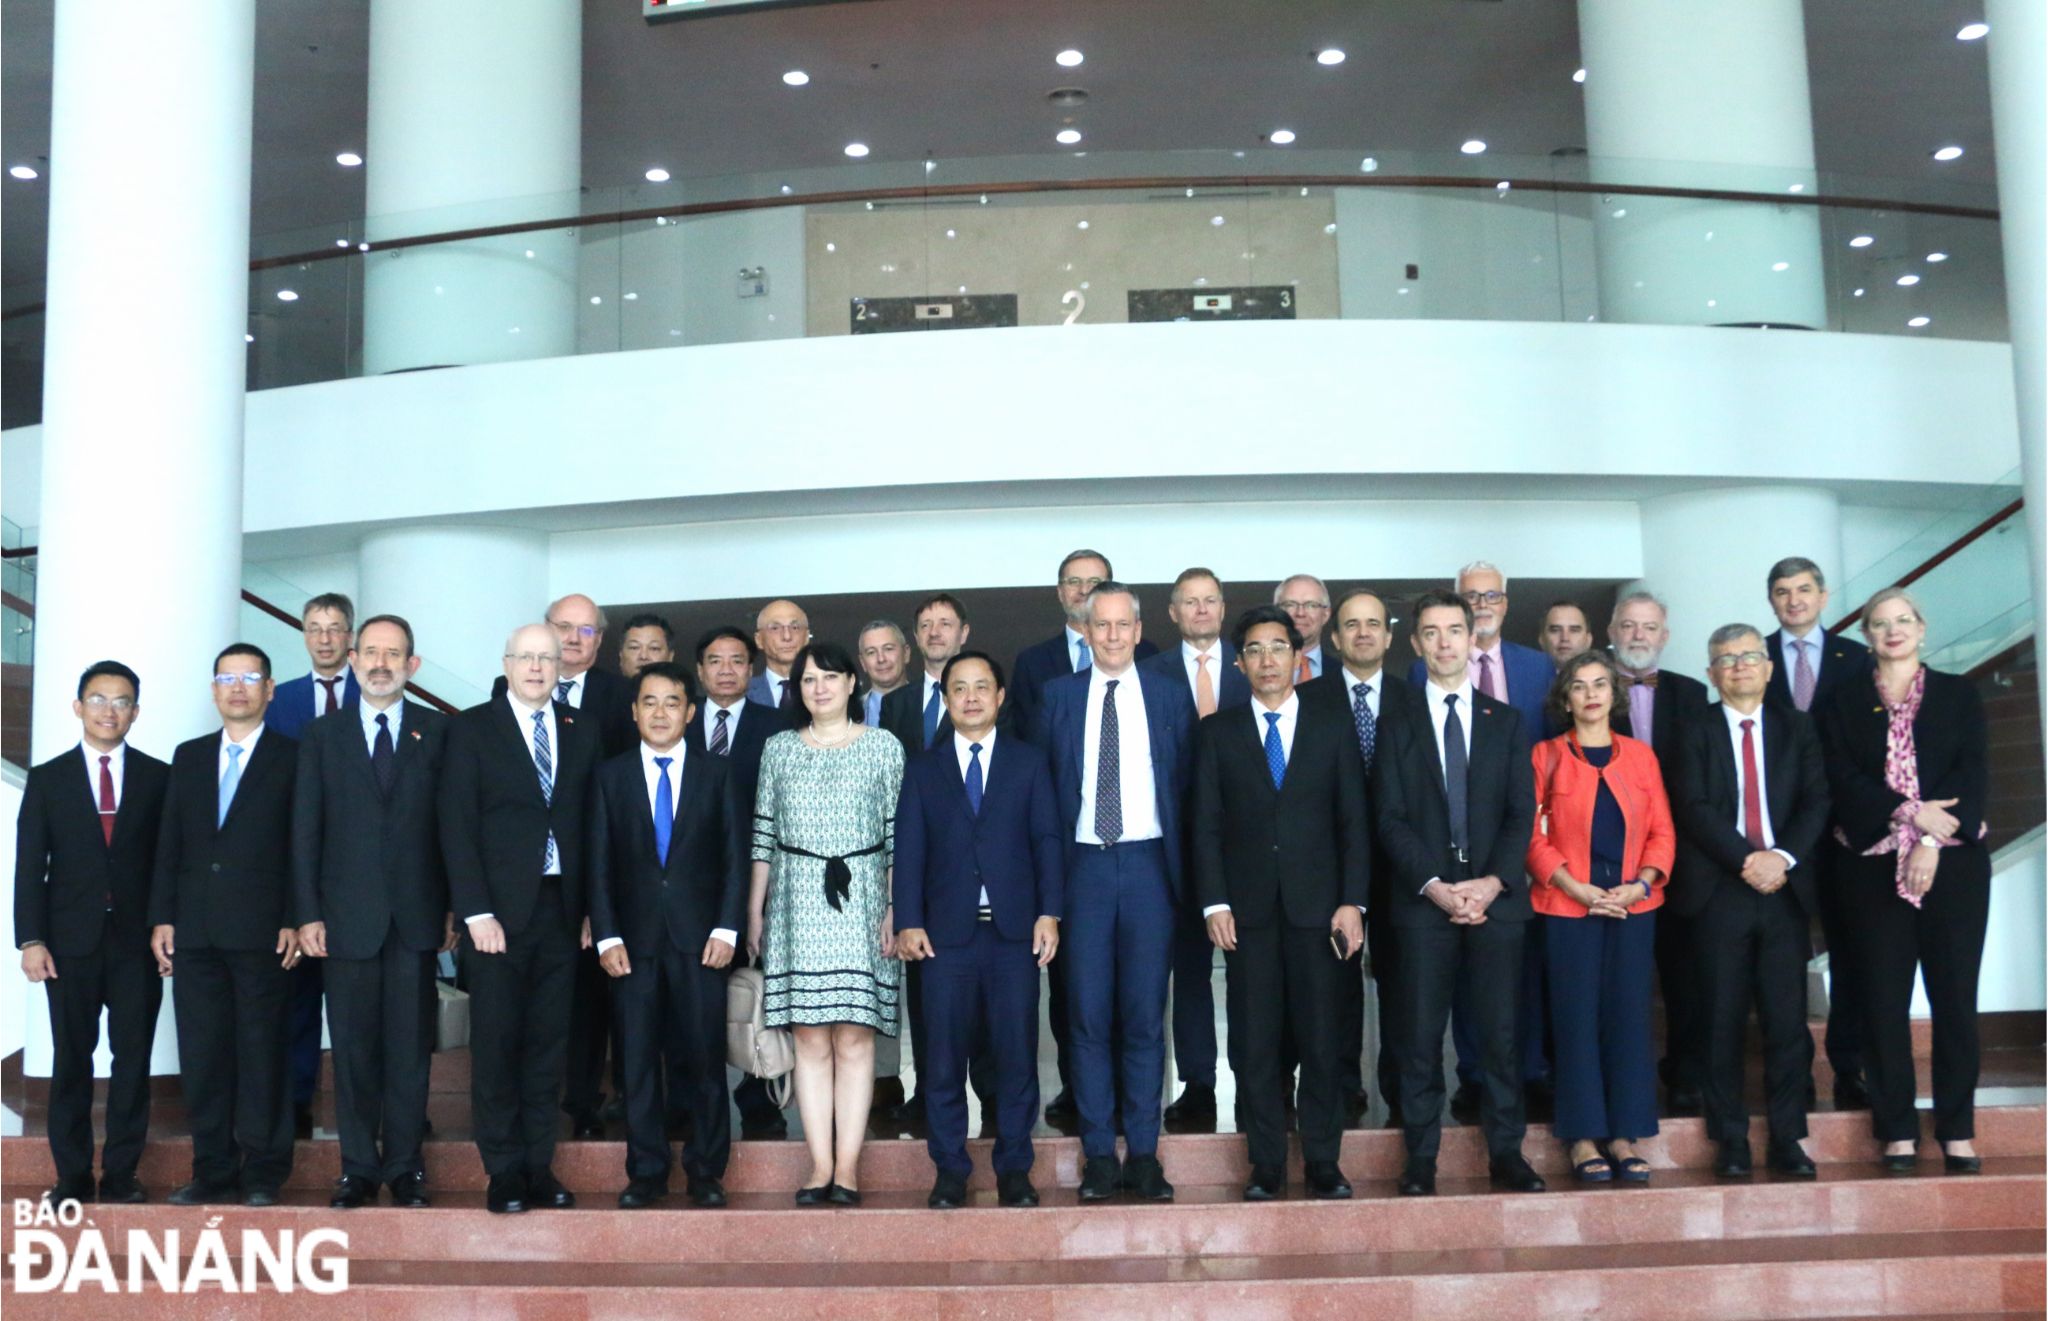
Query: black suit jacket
1191 700 1371 929
1818 666 1989 854
881 676 951 758
492 667 636 758
1009 631 1160 744
1612 669 1712 769
1139 642 1252 714
1670 700 1831 919
688 699 787 815
14 744 170 957
439 696 602 936
1766 629 1872 714
585 747 747 957
1301 672 1423 914
290 702 450 958
149 729 299 950
1371 683 1535 928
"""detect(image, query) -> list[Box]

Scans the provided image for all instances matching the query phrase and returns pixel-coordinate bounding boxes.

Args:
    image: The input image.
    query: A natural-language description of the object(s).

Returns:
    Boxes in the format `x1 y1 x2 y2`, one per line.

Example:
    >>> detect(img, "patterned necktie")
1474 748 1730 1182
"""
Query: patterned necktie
1076 639 1092 672
1442 695 1470 856
217 743 244 829
1295 652 1313 684
1094 679 1122 843
1351 682 1376 772
922 682 943 748
1792 640 1817 712
556 679 574 705
965 742 985 816
97 754 116 846
653 756 675 866
1475 652 1503 703
1263 711 1286 789
317 675 342 716
372 712 397 795
709 708 731 756
1194 653 1217 718
1740 719 1767 850
532 709 558 872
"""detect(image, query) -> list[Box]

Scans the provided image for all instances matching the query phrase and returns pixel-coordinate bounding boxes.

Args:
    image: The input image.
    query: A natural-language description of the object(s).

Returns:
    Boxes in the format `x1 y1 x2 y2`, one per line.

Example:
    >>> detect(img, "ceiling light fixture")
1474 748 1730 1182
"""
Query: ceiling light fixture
1932 145 1964 161
1460 139 1487 155
782 69 810 86
1056 128 1082 145
1056 49 1084 67
1573 68 1586 83
1926 251 1949 262
1908 315 1931 327
1359 157 1378 172
276 289 299 302
1896 273 1921 286
1772 261 1790 271
644 167 671 182
1315 48 1345 66
1269 129 1296 145
1957 22 1989 40
1211 215 1226 226
844 142 869 158
335 152 363 167
1849 234 1875 247
7 164 36 180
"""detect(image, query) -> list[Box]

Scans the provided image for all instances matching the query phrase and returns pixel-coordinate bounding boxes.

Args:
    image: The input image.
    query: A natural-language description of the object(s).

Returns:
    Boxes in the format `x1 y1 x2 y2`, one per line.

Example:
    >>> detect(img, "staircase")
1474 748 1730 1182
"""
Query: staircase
1976 641 2044 854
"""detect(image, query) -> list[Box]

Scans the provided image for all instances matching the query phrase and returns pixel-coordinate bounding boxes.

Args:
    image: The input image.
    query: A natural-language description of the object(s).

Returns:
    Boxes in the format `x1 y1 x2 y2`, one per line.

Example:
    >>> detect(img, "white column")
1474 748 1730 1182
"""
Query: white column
1637 487 1842 673
1578 0 1826 329
358 527 549 694
1987 0 2048 727
362 0 581 375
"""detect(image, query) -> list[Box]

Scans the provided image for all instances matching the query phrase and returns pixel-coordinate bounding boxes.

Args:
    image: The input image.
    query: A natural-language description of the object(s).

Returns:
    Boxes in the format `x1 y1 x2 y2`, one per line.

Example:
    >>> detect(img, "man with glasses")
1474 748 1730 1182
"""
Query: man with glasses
441 625 602 1214
747 600 811 712
15 661 169 1207
1272 575 1332 683
151 644 301 1207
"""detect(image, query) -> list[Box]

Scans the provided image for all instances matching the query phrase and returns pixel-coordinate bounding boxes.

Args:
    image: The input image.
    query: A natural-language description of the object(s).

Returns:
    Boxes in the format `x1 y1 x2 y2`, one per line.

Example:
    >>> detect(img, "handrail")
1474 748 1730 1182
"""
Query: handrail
2 543 461 715
0 171 2002 323
1826 497 2027 636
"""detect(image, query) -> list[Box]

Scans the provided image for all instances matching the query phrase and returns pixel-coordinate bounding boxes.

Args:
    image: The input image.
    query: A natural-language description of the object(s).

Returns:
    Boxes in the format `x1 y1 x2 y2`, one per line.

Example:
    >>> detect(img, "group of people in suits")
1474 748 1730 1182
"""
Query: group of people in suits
14 549 1997 1215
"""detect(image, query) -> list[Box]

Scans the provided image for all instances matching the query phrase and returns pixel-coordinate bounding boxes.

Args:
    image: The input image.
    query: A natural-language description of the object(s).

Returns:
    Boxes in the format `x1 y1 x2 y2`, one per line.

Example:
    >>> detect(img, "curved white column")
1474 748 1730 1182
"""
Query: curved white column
1578 0 1826 329
358 526 549 694
362 0 581 375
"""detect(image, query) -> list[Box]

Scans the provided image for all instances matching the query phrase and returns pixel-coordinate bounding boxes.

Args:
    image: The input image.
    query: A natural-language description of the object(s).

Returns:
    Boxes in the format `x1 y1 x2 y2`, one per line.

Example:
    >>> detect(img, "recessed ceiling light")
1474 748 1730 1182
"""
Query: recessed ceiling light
1056 49 1084 67
945 229 956 238
1787 183 1805 193
1853 288 1866 297
1908 315 1931 327
779 184 792 195
844 142 869 158
1315 48 1345 66
1849 234 1875 247
1926 251 1949 262
335 152 363 168
1957 22 1989 41
244 333 255 343
1076 220 1089 230
782 69 810 86
7 164 36 180
1772 261 1790 271
1269 129 1296 145
1359 157 1378 173
276 289 299 302
644 167 670 183
335 239 349 248
1211 215 1226 226
1055 128 1082 145
1460 139 1487 155
1323 222 1337 235
1573 68 1586 83
1932 145 1964 161
1896 273 1921 286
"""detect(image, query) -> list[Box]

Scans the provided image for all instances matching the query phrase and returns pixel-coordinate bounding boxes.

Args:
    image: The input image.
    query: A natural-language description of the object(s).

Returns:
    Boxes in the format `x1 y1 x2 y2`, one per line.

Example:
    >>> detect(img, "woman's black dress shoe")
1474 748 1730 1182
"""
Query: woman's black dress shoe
1880 1146 1919 1174
794 1185 828 1206
826 1183 862 1206
1943 1152 1983 1175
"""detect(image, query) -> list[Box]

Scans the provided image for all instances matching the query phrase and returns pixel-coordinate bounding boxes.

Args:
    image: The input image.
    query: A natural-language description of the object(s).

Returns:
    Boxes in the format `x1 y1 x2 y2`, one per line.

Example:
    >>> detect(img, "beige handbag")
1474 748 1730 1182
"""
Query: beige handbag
727 964 795 1107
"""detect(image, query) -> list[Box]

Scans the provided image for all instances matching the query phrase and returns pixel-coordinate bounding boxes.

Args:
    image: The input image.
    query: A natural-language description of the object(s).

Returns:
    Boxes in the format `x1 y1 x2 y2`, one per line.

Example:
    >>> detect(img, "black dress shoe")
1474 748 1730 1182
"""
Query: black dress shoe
1943 1151 1983 1175
1448 1084 1482 1125
1833 1074 1871 1110
1305 1161 1353 1200
486 1174 528 1214
294 1104 315 1140
1767 1139 1817 1179
1397 1160 1436 1196
243 1186 282 1208
1715 1140 1754 1178
166 1179 233 1207
997 1171 1039 1207
527 1171 576 1208
1163 1082 1217 1123
97 1171 145 1204
1124 1154 1174 1202
687 1177 728 1207
872 1076 907 1115
329 1176 377 1209
388 1173 430 1207
46 1174 94 1206
1243 1165 1284 1201
1881 1146 1919 1174
825 1182 862 1206
1044 1089 1079 1121
794 1184 829 1206
1488 1154 1547 1193
618 1178 668 1209
1078 1155 1121 1202
928 1172 968 1210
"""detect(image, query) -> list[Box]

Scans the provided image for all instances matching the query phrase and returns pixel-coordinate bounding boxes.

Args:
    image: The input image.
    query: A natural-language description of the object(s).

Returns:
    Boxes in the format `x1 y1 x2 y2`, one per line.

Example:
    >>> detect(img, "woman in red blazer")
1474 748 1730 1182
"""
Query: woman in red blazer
1528 651 1676 1185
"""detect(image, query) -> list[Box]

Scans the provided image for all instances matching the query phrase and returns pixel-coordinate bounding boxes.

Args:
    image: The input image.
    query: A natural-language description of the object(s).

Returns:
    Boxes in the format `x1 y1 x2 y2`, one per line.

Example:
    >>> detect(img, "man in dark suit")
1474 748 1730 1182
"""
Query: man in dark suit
1141 568 1246 1127
1302 587 1414 1126
618 612 675 681
440 623 602 1214
1606 591 1714 1116
292 615 453 1209
895 651 1064 1210
1674 623 1831 1178
1194 606 1369 1201
1040 582 1194 1202
1375 591 1544 1197
692 625 792 1139
588 662 747 1209
1762 555 1874 1110
266 591 358 1140
15 660 169 1206
150 643 301 1207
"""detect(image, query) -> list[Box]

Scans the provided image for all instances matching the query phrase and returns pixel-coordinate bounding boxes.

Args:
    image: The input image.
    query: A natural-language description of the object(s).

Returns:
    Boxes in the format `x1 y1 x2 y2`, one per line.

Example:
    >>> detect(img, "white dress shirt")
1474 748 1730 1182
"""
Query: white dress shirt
1717 701 1799 869
1181 640 1224 704
704 696 746 749
594 741 737 955
555 669 589 708
1066 626 1090 671
1418 678 1476 893
1782 628 1823 685
81 741 126 811
469 695 562 924
1300 645 1325 680
1343 665 1383 722
1470 640 1508 702
1076 666 1162 845
217 724 265 782
360 697 404 755
764 669 792 710
953 730 996 906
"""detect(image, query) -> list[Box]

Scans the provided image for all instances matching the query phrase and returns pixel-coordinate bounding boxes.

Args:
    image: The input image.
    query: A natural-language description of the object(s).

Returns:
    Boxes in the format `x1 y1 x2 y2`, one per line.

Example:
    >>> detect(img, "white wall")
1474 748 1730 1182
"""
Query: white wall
1335 187 1598 323
580 206 807 352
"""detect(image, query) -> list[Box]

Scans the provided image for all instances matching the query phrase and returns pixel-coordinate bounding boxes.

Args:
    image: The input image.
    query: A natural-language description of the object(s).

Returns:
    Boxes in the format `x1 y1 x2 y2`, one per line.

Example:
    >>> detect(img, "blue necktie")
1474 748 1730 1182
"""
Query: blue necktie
965 742 984 816
533 709 558 872
1076 639 1092 671
922 683 943 748
1094 679 1122 842
1263 711 1286 789
217 743 244 828
1351 682 1376 772
653 756 674 866
555 679 573 705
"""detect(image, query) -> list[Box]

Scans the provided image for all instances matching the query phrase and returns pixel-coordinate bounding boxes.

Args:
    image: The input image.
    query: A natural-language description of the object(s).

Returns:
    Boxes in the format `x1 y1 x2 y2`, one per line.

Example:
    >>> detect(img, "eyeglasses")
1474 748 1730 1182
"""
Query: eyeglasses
82 695 135 712
548 620 599 639
759 622 808 635
1708 650 1770 671
212 673 266 687
1239 642 1297 661
303 624 350 639
1059 576 1106 592
1461 590 1507 606
504 652 561 667
1276 599 1329 613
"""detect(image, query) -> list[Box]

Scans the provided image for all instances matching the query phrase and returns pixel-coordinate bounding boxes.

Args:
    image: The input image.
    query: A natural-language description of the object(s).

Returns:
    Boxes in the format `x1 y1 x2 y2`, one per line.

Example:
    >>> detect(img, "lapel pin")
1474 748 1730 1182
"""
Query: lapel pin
410 730 422 740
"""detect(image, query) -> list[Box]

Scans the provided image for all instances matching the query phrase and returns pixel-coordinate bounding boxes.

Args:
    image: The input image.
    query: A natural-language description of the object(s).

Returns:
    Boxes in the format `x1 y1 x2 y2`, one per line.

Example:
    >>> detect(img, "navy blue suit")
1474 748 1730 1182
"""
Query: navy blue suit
267 670 361 740
1010 630 1160 746
1139 642 1248 1091
1040 663 1195 1159
894 734 1064 1177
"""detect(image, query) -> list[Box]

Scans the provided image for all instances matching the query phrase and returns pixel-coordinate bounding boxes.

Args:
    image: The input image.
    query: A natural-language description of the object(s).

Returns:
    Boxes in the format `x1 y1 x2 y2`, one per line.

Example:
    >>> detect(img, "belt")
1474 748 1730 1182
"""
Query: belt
776 840 886 912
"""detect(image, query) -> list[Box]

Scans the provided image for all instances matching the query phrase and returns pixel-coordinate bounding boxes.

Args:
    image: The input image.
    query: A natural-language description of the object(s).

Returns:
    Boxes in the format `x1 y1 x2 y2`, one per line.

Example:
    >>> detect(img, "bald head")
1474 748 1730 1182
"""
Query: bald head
755 599 811 673
547 593 606 676
503 623 562 708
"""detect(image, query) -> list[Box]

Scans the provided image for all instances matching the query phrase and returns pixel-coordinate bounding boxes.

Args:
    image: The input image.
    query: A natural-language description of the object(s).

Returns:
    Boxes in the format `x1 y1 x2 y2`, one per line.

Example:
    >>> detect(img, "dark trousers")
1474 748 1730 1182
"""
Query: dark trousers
1655 905 1707 1096
1695 884 1813 1147
905 957 997 1108
324 937 436 1182
173 946 294 1191
1064 840 1172 1159
1367 907 1402 1113
614 938 730 1184
1814 841 1868 1086
1450 920 1549 1087
464 883 577 1178
288 958 323 1108
44 931 162 1181
1543 911 1659 1142
922 920 1041 1177
1397 917 1526 1163
1227 924 1347 1169
1170 906 1218 1087
564 946 624 1121
1839 851 1991 1144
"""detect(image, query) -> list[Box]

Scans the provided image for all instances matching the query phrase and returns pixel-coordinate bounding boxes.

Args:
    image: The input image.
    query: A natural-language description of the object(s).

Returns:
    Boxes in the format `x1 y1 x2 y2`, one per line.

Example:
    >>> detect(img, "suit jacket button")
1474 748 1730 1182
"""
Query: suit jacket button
211 862 221 872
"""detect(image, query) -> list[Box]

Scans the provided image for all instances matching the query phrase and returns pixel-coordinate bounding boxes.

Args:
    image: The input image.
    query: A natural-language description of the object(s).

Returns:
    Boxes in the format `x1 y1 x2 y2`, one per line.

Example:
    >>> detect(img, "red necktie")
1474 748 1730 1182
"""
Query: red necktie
317 675 342 715
97 754 116 846
1740 719 1767 850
